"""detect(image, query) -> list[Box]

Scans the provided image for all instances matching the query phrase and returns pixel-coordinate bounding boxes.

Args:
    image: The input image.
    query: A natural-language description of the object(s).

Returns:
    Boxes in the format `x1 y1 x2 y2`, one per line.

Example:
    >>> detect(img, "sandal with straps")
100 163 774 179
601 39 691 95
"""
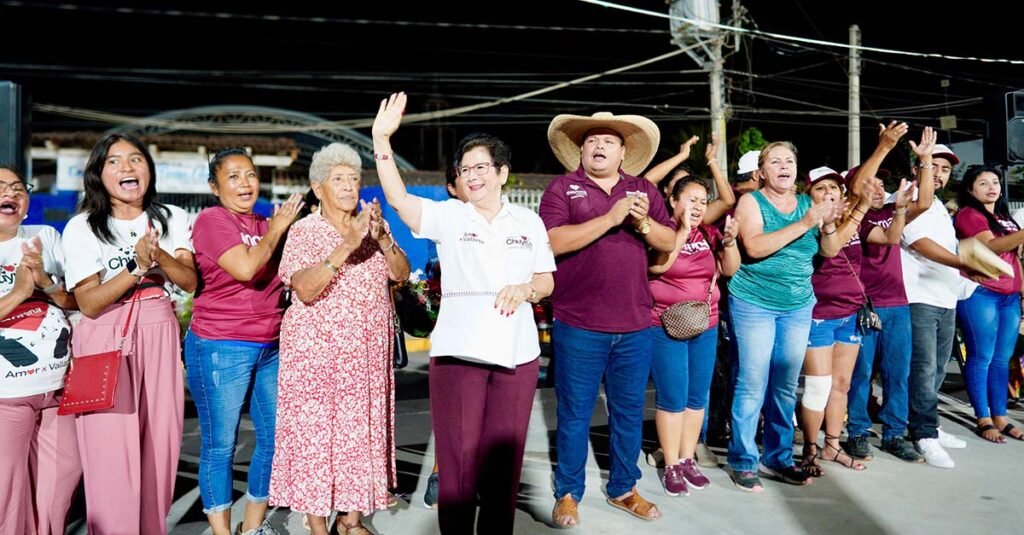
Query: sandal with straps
606 487 660 521
552 493 580 529
819 437 866 471
1001 423 1024 441
976 423 1006 444
800 443 824 477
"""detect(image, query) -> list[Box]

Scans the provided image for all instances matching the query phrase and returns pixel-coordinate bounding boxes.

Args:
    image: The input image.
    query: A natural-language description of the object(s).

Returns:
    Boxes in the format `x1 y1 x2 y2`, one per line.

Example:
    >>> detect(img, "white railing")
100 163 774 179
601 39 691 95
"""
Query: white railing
505 188 545 213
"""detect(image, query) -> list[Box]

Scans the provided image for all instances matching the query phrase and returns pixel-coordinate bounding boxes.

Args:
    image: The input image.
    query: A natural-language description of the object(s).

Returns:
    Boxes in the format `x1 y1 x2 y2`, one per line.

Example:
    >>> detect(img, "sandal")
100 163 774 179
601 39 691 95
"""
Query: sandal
976 423 1006 444
336 522 371 535
552 494 580 529
800 443 824 478
819 440 867 471
1000 423 1024 441
606 488 660 521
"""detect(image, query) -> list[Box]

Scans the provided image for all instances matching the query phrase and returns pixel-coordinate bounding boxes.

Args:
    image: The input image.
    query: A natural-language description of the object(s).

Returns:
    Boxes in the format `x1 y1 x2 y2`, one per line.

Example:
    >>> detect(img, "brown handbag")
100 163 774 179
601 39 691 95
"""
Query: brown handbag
57 282 142 416
659 227 718 341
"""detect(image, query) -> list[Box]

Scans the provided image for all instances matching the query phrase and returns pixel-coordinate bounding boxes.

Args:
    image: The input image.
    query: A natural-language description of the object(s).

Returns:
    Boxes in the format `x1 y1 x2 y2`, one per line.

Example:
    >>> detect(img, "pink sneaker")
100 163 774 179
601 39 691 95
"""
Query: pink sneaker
662 463 689 496
679 458 710 490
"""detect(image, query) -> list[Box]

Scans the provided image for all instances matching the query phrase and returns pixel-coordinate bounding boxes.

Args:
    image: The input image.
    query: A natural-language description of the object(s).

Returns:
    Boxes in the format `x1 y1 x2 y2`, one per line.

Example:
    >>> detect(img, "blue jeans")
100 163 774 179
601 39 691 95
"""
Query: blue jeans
553 321 652 502
908 304 955 441
650 326 719 412
184 331 279 513
847 305 912 441
727 296 813 472
957 287 1021 419
808 313 861 348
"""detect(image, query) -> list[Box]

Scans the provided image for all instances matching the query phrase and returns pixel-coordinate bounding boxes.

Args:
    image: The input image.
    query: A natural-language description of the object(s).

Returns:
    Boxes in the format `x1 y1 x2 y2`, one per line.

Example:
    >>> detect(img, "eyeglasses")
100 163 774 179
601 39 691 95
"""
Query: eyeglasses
457 162 498 178
0 181 32 196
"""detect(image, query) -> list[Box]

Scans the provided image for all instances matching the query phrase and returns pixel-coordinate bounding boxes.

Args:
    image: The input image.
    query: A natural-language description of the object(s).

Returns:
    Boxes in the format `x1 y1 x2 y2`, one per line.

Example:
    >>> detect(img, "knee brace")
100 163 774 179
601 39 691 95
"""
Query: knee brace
801 375 833 411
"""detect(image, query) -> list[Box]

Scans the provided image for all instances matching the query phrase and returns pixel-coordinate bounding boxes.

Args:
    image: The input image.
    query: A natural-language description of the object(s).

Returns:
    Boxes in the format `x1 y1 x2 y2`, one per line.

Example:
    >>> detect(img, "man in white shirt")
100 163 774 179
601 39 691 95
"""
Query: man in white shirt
900 144 977 468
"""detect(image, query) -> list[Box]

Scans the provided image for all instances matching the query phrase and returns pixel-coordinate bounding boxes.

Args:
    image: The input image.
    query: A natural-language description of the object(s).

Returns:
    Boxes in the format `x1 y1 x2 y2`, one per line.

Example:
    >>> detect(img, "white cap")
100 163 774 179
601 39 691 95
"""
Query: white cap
807 166 843 186
931 144 960 165
737 150 760 175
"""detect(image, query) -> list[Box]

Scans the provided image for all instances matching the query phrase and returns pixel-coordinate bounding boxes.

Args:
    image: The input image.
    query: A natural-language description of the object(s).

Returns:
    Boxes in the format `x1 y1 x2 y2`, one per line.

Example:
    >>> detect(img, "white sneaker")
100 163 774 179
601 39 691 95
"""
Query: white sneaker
937 427 967 449
916 438 955 469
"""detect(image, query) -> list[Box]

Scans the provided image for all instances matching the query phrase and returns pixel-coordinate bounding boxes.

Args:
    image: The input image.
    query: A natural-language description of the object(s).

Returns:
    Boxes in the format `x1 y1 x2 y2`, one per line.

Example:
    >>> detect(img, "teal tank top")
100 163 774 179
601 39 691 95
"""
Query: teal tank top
728 191 819 311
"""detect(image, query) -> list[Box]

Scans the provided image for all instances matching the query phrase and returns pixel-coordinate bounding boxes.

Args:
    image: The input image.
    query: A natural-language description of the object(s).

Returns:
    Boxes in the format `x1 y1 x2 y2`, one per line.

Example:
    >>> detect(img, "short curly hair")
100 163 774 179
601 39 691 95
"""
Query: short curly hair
309 143 361 184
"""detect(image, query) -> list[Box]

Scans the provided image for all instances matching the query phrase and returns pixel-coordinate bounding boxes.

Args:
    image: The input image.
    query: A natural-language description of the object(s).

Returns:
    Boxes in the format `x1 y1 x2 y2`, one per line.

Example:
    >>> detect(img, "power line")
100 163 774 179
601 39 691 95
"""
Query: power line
1 1 669 34
579 0 1024 65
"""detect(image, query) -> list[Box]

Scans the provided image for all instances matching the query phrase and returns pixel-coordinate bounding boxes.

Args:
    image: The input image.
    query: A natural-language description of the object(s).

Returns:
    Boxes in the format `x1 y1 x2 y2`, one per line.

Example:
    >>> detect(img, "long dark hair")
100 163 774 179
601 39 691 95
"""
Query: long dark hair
957 165 1019 236
79 133 169 244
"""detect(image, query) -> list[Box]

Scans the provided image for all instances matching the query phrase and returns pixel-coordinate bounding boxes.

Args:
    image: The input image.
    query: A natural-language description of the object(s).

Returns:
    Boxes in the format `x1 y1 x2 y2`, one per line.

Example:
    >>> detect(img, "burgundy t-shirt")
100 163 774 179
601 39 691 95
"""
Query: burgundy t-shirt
539 166 673 333
811 224 871 320
954 206 1023 295
650 225 722 329
860 204 909 307
191 206 285 342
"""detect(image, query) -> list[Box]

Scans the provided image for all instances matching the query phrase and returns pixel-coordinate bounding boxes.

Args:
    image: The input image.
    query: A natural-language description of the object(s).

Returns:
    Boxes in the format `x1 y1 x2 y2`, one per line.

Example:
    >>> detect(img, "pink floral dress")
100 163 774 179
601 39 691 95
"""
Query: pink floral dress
269 213 395 516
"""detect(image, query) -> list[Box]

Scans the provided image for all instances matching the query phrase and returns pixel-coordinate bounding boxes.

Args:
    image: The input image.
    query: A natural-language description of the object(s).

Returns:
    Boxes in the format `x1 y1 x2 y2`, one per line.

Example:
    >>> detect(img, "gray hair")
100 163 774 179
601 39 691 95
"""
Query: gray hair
309 143 362 183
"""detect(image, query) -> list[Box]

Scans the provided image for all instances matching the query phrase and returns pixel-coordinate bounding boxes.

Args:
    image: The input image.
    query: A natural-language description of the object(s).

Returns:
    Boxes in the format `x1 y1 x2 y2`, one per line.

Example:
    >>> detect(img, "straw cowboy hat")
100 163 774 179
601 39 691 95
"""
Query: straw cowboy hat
547 112 660 176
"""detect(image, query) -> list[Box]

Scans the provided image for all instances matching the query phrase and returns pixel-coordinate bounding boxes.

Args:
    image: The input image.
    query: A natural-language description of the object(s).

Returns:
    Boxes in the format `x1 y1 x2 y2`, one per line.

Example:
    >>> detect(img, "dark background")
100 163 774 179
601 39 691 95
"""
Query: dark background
2 0 1021 178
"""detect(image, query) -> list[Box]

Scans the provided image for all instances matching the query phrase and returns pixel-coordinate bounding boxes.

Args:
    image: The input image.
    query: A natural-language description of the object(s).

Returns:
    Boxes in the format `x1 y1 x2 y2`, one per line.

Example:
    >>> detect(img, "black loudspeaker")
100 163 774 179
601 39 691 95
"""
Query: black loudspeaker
0 81 31 173
985 89 1024 165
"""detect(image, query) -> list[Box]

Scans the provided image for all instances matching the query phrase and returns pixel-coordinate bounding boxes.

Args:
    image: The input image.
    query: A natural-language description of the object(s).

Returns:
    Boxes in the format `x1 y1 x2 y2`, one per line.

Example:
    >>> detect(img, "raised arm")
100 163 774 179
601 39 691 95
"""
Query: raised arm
907 127 937 220
703 133 735 224
643 135 698 186
848 121 908 197
217 194 303 282
372 92 424 234
866 179 914 245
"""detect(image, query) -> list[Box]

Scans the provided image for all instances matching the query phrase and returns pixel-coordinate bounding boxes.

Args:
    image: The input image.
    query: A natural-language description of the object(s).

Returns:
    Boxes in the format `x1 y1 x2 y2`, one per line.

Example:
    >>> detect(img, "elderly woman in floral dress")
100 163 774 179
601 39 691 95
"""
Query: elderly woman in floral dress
269 143 410 535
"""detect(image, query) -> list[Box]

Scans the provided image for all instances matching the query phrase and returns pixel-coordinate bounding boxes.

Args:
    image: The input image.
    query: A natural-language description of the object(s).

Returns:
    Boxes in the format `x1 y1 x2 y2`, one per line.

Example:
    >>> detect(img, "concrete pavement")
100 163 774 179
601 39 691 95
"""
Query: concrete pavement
66 351 1024 534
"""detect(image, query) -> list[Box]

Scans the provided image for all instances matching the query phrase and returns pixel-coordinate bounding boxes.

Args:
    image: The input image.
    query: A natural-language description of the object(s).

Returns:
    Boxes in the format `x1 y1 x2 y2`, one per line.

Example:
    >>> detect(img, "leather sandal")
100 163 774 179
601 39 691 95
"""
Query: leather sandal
552 494 580 529
1000 423 1024 441
800 443 824 477
819 439 866 471
606 487 660 521
976 423 1006 444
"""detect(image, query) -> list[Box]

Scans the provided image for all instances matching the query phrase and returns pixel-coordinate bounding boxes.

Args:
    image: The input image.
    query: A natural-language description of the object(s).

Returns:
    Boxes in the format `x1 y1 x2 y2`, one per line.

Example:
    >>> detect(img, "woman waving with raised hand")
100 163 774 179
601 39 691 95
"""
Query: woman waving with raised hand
372 92 555 534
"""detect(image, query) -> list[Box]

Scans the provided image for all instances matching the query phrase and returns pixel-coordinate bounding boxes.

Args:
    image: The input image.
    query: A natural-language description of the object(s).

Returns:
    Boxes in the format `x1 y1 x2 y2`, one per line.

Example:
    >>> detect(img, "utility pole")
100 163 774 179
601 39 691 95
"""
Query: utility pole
669 0 727 171
848 24 861 168
709 36 727 170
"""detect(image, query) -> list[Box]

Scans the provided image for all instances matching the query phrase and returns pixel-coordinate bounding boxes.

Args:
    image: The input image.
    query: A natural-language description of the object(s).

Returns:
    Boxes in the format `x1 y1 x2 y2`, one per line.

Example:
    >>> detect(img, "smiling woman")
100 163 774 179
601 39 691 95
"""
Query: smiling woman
60 133 197 535
0 164 81 535
184 147 303 535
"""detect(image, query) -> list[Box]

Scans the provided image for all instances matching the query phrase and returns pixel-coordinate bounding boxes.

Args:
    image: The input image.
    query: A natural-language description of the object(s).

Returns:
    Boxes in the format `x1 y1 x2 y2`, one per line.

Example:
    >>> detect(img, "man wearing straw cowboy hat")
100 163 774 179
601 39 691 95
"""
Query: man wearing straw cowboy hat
539 111 674 527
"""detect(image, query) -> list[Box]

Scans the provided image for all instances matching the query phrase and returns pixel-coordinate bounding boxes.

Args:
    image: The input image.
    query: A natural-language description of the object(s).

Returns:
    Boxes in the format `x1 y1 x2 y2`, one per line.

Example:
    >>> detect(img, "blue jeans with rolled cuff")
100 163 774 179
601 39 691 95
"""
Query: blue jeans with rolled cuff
184 330 279 514
847 305 912 441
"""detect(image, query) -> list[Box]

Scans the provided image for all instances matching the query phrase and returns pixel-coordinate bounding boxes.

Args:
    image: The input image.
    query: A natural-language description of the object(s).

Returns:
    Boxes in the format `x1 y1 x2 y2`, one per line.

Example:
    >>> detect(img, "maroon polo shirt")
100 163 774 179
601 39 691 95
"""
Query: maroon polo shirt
861 204 909 307
811 223 872 320
539 166 673 333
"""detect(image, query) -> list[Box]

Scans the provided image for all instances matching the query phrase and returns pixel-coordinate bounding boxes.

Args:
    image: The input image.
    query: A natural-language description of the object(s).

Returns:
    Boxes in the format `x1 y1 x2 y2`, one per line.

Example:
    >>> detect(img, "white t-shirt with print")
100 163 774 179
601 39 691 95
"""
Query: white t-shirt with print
0 226 72 398
416 199 556 368
62 205 193 298
901 197 976 309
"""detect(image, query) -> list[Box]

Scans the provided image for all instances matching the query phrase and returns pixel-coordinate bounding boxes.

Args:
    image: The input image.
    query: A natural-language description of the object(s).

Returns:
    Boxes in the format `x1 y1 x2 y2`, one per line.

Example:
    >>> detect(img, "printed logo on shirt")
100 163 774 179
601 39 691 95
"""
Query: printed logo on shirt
459 232 485 245
998 218 1018 234
680 238 711 255
625 190 649 199
566 184 587 200
0 264 16 286
505 235 533 251
847 233 861 247
241 232 263 247
870 216 894 229
106 246 137 271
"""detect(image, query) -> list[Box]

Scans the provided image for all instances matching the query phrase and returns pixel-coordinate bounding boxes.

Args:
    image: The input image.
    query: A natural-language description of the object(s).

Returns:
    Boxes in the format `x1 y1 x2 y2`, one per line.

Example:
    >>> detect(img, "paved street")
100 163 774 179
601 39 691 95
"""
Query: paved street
65 351 1024 534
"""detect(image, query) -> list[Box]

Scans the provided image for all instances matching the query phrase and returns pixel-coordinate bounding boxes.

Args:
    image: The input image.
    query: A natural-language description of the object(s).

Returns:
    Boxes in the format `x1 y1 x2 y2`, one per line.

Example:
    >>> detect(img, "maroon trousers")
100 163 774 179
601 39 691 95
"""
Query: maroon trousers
429 356 538 535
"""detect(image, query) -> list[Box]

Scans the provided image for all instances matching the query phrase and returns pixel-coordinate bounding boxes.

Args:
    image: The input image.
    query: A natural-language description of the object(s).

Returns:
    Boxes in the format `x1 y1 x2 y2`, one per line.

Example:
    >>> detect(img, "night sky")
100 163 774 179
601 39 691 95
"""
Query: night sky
2 0 1020 177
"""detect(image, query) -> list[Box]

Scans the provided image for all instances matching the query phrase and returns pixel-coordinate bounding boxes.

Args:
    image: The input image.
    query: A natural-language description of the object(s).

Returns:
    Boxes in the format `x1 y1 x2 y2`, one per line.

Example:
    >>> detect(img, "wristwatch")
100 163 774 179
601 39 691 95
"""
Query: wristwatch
125 258 148 278
637 215 651 235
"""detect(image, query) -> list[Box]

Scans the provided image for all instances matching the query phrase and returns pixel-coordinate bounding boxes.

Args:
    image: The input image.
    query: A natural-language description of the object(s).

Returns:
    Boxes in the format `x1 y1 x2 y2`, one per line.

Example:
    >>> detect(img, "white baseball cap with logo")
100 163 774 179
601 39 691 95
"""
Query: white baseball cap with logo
807 166 844 187
737 150 760 175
